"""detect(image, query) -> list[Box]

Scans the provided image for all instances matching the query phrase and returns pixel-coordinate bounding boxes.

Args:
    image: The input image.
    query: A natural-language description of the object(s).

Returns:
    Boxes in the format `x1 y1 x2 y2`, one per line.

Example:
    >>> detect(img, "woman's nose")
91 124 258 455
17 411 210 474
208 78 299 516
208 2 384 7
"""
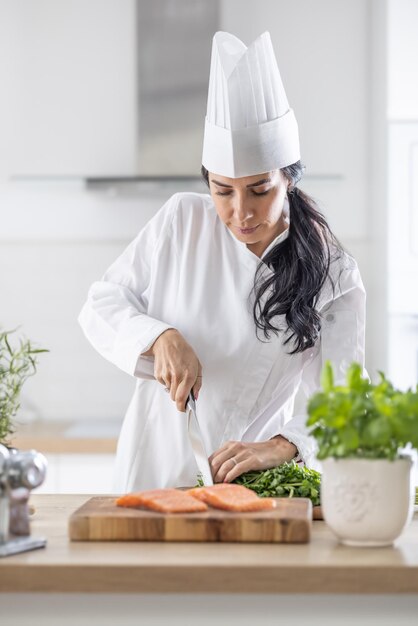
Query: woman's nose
232 195 254 222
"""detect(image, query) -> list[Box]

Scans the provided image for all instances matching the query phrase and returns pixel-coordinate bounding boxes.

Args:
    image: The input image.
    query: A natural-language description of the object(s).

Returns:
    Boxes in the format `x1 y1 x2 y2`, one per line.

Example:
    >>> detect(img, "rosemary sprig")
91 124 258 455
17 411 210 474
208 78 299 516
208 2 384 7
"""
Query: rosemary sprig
0 328 48 443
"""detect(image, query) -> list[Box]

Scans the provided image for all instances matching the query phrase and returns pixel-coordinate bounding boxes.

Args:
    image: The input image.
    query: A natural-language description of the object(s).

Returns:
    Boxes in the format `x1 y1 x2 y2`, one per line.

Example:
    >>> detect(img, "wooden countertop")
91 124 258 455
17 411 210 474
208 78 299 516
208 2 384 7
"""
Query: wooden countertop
1 494 418 594
9 420 118 454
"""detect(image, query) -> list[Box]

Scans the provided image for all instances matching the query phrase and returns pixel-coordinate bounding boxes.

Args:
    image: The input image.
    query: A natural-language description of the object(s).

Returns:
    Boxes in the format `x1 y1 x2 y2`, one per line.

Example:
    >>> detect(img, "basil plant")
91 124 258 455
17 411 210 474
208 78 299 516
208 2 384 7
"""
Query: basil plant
307 361 418 460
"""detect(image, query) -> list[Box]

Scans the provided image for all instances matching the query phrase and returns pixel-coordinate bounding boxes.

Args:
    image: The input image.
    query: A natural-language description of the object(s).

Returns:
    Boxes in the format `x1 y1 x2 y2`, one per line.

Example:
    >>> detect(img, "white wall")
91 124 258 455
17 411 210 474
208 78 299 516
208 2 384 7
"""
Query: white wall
0 0 389 424
386 0 418 388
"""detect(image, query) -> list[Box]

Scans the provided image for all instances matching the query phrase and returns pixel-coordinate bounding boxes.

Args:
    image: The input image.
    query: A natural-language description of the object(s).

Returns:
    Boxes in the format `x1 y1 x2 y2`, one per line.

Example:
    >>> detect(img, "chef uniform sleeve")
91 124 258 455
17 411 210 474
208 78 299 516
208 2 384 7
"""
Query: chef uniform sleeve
77 195 177 379
277 262 367 469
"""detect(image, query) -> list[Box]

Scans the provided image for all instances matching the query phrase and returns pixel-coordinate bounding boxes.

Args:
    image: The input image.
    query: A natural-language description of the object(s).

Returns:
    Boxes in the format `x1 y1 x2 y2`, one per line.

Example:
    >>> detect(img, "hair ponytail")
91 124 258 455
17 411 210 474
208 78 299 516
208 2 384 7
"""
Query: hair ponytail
201 162 344 354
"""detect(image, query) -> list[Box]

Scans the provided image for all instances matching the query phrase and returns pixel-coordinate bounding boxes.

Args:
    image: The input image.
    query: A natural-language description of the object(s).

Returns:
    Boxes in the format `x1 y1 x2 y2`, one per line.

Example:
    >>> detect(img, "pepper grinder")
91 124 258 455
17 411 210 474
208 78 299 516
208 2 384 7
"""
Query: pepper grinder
0 443 48 557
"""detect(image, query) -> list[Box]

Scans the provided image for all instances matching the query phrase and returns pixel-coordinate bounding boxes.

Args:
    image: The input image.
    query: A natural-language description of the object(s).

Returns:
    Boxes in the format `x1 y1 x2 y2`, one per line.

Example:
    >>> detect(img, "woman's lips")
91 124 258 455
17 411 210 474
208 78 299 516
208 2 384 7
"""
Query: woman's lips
235 224 260 235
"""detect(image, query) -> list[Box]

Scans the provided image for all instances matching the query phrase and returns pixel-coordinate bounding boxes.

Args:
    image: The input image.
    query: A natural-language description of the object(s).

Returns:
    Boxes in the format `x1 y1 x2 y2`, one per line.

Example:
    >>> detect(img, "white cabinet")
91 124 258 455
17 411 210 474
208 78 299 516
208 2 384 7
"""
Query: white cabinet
2 0 138 178
35 454 115 494
386 1 418 387
387 124 418 388
387 123 418 387
59 454 115 493
388 123 418 315
388 315 418 390
35 453 60 494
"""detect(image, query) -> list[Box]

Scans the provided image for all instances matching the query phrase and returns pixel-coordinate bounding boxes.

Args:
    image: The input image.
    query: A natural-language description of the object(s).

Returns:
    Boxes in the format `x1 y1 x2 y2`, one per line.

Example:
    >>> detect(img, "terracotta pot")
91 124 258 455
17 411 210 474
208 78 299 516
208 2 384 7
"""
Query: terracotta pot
321 456 415 547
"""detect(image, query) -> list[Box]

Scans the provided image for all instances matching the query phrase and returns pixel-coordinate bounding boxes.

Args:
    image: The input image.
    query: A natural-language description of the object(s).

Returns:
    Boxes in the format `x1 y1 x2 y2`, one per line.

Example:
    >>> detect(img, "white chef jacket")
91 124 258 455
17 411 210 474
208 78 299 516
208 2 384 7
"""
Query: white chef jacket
78 192 366 492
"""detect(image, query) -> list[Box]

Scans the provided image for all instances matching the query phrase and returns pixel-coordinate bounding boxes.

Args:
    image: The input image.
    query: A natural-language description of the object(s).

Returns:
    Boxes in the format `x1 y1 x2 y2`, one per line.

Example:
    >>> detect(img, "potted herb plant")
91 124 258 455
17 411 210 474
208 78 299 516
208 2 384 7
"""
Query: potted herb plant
0 328 48 446
307 361 418 546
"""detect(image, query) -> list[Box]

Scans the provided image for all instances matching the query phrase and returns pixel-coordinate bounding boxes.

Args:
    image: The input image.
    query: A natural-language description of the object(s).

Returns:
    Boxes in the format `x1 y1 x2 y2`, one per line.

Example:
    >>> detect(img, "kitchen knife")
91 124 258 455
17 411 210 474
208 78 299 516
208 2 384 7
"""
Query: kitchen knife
186 391 214 486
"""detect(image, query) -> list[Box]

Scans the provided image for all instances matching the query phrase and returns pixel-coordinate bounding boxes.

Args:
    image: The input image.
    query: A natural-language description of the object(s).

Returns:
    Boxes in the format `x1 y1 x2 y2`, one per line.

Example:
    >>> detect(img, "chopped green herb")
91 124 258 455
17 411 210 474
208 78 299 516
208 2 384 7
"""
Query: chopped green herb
195 473 204 487
233 460 321 506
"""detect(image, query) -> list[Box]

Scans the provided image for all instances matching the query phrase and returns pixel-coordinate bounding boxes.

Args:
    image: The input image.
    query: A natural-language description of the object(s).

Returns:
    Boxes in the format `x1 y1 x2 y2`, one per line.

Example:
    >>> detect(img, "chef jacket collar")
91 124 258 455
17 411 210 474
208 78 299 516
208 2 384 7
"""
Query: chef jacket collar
260 226 289 260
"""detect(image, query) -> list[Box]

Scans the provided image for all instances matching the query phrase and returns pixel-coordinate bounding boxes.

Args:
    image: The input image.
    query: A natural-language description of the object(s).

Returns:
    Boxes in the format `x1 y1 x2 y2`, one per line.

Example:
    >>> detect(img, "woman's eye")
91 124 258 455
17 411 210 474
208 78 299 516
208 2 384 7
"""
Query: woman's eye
215 188 271 196
252 189 270 196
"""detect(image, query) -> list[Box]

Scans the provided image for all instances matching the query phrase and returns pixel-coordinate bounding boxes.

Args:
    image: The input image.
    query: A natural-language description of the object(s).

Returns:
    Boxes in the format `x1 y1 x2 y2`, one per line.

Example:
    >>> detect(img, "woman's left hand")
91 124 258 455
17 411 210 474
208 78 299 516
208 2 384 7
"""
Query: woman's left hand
208 436 298 483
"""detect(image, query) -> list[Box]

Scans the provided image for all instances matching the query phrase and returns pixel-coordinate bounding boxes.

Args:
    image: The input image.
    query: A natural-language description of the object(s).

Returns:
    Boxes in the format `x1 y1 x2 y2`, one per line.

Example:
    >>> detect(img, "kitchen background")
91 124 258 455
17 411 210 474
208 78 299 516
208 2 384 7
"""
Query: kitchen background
0 0 417 492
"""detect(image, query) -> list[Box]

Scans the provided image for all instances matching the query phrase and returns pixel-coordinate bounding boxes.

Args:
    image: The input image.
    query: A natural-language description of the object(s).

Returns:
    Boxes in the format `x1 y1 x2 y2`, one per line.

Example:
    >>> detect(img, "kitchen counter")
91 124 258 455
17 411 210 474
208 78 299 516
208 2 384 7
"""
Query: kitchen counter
10 419 119 454
1 494 418 594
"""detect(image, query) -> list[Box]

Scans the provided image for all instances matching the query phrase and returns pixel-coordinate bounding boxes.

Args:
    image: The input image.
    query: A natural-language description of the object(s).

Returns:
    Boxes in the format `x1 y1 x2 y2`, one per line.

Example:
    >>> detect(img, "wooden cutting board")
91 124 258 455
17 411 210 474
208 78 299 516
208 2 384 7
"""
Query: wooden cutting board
68 496 313 543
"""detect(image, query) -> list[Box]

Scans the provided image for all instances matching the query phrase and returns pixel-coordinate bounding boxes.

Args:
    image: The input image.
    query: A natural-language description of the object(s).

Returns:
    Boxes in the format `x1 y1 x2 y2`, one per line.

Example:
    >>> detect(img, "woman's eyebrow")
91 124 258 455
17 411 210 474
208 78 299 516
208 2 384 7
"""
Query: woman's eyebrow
211 177 272 188
211 180 233 188
247 178 271 188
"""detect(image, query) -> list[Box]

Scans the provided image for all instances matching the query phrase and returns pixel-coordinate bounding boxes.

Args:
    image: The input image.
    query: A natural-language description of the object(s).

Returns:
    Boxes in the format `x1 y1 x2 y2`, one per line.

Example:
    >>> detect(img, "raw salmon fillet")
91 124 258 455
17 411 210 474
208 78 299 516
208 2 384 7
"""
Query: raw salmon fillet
187 484 232 501
188 484 276 512
116 488 208 513
116 489 169 507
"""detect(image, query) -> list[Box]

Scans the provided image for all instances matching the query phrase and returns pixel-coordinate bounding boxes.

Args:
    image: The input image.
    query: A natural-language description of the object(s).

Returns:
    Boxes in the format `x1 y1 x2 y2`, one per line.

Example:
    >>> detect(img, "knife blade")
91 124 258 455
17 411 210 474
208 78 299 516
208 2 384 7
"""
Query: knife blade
186 390 214 486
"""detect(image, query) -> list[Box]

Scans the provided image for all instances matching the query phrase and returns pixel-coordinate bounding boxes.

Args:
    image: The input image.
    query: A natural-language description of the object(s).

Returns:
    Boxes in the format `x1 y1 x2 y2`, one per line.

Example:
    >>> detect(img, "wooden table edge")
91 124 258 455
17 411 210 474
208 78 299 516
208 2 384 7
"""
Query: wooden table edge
1 564 418 594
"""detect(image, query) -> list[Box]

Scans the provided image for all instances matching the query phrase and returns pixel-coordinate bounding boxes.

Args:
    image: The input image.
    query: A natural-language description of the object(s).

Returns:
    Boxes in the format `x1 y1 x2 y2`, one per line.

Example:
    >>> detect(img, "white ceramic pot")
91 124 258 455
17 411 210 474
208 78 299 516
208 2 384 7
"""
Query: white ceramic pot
321 456 415 547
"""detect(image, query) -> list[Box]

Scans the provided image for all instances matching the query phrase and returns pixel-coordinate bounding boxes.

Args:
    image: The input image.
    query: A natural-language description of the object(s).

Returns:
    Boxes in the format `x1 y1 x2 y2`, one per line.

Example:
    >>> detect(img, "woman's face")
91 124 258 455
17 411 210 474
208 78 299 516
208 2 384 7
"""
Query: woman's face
208 169 289 257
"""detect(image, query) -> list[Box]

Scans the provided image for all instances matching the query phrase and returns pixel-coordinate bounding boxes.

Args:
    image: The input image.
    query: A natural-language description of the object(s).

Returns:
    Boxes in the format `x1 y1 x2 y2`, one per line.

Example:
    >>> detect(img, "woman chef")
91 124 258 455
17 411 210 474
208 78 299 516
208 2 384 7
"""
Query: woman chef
78 31 366 492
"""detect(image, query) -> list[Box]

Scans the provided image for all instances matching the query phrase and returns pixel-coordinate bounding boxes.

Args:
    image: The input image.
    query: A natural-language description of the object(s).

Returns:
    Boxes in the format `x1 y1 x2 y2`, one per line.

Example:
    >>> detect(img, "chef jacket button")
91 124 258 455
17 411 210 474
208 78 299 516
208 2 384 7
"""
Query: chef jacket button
325 313 335 323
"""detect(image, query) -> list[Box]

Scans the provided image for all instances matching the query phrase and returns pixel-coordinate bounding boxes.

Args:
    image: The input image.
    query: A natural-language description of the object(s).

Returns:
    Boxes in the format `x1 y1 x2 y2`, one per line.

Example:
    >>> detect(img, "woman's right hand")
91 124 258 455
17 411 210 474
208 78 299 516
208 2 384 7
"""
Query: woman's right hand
143 329 202 411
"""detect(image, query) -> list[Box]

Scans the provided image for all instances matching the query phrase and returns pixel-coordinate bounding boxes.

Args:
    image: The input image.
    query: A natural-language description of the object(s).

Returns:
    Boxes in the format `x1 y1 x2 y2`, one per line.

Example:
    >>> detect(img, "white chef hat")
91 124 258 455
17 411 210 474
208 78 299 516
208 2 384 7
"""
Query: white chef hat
202 31 300 178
